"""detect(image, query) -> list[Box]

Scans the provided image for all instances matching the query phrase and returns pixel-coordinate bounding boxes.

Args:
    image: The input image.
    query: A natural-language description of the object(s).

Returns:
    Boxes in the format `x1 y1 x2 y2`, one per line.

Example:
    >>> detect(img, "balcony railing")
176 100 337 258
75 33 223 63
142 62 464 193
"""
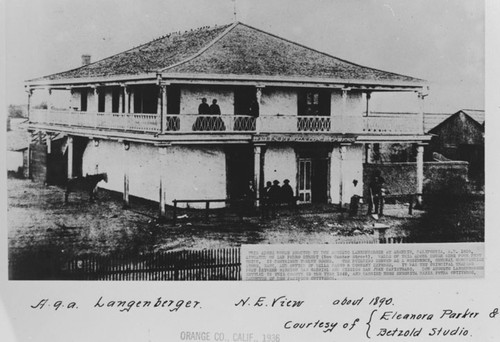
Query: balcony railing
362 113 423 134
29 109 424 135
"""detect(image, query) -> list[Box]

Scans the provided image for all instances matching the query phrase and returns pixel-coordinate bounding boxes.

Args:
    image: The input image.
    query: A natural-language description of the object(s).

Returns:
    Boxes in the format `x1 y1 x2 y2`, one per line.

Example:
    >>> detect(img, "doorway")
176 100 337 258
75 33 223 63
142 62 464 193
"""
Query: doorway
226 145 254 201
298 157 328 204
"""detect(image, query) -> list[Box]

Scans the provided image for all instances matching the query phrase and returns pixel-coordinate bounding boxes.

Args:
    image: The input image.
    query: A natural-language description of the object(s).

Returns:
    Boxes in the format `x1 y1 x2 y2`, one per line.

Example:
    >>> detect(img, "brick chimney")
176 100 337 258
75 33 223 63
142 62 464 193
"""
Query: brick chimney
81 54 91 66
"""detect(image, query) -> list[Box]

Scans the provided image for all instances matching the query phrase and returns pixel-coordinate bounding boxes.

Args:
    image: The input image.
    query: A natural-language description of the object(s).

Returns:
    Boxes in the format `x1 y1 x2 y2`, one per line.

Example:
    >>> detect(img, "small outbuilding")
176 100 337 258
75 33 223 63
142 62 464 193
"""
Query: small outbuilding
427 109 484 182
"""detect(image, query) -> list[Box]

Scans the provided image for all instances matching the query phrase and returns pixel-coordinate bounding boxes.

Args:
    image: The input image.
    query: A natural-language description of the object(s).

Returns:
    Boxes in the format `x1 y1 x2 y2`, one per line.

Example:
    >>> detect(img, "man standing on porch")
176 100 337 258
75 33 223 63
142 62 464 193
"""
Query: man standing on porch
368 171 386 217
349 179 362 216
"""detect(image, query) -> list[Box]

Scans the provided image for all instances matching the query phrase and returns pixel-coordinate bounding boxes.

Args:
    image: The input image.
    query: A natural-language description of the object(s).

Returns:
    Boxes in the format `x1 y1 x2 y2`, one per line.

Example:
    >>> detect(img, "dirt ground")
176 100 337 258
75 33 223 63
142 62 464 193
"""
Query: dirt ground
7 178 483 259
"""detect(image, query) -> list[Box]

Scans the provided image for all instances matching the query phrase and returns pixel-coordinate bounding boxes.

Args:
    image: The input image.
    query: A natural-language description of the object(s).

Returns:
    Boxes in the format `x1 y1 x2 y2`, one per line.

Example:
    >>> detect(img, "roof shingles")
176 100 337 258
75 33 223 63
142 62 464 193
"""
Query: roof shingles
30 22 424 85
33 24 231 81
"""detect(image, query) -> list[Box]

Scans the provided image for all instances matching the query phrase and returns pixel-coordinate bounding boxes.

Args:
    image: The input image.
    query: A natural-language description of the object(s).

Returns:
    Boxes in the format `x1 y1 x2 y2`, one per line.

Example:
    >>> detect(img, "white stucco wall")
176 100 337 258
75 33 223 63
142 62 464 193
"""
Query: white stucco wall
331 90 363 116
180 85 234 114
346 92 364 116
71 90 81 110
164 145 226 207
82 141 227 209
330 144 363 205
69 89 96 111
104 89 113 112
331 91 343 116
263 146 297 192
260 87 297 115
7 151 24 171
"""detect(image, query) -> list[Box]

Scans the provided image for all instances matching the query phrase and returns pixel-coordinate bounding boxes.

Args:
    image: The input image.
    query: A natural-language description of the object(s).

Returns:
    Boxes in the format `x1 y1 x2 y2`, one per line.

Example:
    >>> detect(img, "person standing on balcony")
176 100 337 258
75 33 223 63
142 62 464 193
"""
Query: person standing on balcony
210 99 221 114
198 98 210 114
248 99 259 117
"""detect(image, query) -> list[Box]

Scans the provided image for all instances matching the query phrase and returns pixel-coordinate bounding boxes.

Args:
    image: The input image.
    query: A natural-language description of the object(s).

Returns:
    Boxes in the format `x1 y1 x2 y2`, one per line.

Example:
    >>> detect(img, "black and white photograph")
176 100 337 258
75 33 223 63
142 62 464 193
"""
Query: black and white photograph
1 0 498 340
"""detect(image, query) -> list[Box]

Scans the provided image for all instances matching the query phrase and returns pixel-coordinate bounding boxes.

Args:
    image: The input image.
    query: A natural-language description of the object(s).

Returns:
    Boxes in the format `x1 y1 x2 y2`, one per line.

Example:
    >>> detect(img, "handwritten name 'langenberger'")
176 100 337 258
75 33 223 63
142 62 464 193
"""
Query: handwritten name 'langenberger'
93 296 201 312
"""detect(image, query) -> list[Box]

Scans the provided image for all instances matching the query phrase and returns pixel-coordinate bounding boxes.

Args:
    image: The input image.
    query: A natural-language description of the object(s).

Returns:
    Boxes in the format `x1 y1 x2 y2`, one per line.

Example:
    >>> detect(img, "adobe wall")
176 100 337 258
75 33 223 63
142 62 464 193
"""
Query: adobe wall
176 86 364 116
69 89 97 111
82 141 227 208
260 87 297 115
331 90 363 116
263 145 297 192
363 161 469 196
104 88 113 112
330 144 363 204
7 151 24 172
179 85 234 114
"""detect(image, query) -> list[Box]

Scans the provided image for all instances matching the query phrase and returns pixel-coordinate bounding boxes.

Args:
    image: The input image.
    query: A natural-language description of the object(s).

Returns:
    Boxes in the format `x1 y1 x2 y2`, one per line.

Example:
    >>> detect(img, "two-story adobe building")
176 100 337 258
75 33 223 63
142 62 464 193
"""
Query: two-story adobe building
25 22 431 215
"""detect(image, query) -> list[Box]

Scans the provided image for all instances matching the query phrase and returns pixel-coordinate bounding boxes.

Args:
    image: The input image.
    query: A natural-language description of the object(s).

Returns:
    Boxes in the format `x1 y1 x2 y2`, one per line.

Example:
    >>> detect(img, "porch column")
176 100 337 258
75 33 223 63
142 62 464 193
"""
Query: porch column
339 144 348 207
253 145 262 206
91 139 99 173
159 85 167 133
46 133 52 154
92 86 99 112
67 136 73 179
341 88 349 134
122 141 130 208
118 85 124 113
327 151 332 203
68 88 74 110
255 86 263 133
46 88 52 110
124 86 131 113
365 143 373 163
129 88 135 113
162 85 168 115
416 144 425 206
159 146 168 219
26 88 32 118
417 89 428 134
256 86 263 106
157 86 162 116
365 92 371 116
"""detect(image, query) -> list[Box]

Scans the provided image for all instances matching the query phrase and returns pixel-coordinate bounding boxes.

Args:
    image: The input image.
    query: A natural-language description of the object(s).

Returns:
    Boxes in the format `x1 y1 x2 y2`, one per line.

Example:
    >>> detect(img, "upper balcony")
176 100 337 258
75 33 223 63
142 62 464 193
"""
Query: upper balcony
29 109 424 140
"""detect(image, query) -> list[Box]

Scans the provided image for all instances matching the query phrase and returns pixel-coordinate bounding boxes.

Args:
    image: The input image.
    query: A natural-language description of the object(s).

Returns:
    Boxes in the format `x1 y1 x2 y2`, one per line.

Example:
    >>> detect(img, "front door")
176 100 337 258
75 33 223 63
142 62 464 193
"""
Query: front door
298 158 312 203
298 157 329 204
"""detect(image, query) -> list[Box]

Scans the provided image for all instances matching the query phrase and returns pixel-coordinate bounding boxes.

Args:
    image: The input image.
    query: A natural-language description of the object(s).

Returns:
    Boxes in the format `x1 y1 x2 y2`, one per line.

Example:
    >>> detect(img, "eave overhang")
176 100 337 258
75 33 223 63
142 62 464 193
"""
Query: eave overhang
26 72 427 92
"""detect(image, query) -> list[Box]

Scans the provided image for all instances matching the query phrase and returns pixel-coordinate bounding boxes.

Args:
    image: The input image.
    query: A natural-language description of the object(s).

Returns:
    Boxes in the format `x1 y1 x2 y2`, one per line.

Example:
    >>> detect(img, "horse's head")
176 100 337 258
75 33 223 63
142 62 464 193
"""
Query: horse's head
101 173 108 183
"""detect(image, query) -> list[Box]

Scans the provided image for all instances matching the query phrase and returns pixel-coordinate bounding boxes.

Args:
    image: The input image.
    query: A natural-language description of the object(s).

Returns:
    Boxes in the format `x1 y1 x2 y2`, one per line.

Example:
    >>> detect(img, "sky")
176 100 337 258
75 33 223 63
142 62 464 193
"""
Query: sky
4 0 484 113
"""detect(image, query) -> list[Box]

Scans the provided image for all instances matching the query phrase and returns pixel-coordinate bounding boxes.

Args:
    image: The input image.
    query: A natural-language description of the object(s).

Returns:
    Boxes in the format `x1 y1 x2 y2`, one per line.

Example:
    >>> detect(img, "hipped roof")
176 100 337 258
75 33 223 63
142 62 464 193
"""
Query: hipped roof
28 22 425 87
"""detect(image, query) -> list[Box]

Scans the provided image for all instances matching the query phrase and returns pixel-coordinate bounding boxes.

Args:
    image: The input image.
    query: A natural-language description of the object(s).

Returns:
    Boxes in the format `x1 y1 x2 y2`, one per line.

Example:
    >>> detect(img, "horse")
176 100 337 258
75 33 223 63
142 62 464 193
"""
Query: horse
65 173 108 204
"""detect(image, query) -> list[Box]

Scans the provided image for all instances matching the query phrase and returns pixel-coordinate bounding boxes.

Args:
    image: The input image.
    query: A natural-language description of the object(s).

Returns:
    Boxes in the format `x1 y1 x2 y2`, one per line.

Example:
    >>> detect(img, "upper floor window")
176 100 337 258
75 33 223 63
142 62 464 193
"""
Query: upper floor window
80 90 87 112
98 89 105 112
133 85 158 114
298 89 331 116
111 87 121 113
234 86 259 116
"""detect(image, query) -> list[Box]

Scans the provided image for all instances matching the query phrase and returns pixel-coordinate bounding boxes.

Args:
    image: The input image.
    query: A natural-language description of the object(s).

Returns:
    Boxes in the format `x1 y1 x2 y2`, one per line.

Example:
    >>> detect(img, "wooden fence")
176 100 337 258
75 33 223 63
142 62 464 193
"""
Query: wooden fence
9 248 241 281
11 240 421 280
62 248 241 281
